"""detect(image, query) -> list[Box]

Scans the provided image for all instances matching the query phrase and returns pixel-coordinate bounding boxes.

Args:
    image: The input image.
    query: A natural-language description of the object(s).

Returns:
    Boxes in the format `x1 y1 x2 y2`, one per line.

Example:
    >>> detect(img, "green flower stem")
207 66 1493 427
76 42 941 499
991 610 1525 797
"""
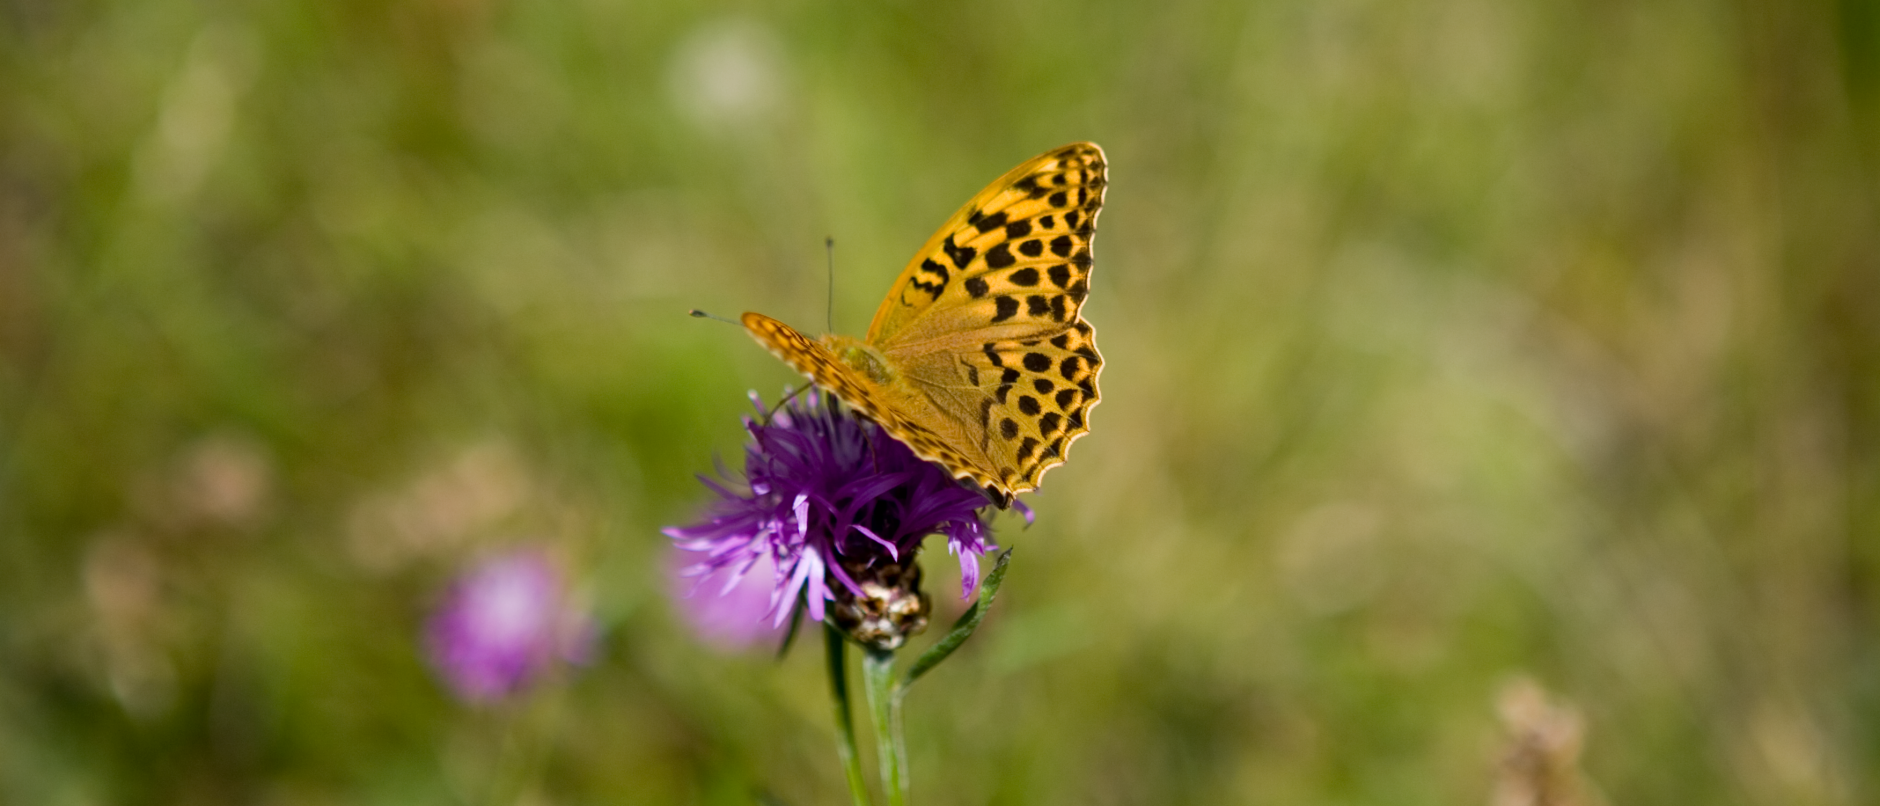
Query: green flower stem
863 647 907 806
830 549 1015 806
825 625 872 806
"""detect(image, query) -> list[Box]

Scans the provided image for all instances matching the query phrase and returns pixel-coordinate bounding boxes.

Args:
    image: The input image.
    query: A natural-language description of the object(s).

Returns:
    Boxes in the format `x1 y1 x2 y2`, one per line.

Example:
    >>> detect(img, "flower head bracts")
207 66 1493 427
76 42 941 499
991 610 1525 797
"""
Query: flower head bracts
666 389 1000 631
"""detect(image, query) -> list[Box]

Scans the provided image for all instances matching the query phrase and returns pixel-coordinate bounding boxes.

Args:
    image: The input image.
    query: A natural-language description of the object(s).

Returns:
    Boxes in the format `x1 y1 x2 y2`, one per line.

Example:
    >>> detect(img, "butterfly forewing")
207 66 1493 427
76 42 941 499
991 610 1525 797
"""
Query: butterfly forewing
867 143 1107 348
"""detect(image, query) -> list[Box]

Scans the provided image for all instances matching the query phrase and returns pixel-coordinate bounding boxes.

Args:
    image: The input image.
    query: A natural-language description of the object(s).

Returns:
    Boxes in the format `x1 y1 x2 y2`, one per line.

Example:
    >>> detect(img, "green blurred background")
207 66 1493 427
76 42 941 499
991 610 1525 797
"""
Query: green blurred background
4 0 1879 803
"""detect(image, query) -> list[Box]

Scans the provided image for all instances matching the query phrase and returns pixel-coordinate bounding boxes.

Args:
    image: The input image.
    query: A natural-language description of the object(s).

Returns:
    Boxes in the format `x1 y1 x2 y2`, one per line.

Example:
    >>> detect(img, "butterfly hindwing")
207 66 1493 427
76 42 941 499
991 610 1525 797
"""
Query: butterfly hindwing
955 318 1102 494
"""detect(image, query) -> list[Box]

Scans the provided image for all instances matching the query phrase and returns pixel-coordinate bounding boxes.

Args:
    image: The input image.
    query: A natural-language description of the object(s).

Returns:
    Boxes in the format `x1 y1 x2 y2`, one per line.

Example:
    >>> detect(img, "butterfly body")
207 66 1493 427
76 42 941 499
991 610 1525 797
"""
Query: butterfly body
742 143 1107 507
823 337 895 386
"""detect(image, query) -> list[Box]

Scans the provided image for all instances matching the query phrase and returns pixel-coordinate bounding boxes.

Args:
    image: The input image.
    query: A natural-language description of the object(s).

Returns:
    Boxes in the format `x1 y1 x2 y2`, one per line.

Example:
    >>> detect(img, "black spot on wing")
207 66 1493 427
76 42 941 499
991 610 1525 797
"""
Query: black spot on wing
911 258 949 299
1048 264 1071 288
1073 248 1093 270
972 210 1008 233
985 242 1015 269
1032 378 1054 393
1005 220 1032 239
1027 295 1050 316
943 235 976 269
1000 419 1019 440
1050 235 1073 257
1017 437 1039 462
1018 395 1041 416
965 277 990 298
1050 334 1070 349
1049 191 1068 207
1018 239 1044 258
1059 356 1082 380
992 296 1019 322
1010 267 1040 286
1065 210 1081 230
1055 389 1078 410
1024 352 1052 372
1001 368 1020 384
1050 295 1067 322
983 344 1004 367
1039 214 1055 229
1039 412 1063 437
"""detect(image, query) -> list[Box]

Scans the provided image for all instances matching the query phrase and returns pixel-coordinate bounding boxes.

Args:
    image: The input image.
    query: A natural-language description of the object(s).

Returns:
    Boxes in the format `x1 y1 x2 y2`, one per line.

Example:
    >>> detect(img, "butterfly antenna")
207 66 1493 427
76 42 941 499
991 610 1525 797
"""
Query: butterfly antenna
865 421 881 470
689 309 740 326
824 236 836 334
760 384 812 425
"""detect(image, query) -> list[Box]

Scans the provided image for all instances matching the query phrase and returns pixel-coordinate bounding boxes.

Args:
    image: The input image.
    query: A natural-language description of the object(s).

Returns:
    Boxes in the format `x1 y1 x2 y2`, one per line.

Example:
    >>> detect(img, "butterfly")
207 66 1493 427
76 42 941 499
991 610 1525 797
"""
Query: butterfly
741 142 1106 508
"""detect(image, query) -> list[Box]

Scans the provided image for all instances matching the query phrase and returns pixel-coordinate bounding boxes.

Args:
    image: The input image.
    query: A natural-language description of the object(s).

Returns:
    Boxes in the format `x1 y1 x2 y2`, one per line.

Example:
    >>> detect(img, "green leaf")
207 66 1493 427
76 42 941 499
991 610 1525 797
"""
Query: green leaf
899 548 1013 690
775 597 806 660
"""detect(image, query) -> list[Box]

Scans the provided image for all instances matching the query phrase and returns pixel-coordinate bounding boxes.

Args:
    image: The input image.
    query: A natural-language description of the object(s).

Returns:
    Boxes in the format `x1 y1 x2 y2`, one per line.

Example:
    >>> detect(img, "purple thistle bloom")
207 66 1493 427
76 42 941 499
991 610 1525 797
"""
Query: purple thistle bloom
425 549 594 703
665 389 1008 647
669 545 787 650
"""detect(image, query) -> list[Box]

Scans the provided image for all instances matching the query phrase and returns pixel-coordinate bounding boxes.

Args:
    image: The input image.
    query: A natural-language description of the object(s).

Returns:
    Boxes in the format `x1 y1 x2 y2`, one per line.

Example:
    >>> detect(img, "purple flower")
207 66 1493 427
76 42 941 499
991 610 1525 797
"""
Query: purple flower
425 549 594 703
670 545 787 651
665 389 1009 648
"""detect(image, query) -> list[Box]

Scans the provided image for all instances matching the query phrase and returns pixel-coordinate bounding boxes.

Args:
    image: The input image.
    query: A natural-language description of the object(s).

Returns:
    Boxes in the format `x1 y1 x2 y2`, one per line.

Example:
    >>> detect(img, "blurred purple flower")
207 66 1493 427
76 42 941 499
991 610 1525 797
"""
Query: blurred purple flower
425 549 594 703
665 389 1005 638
